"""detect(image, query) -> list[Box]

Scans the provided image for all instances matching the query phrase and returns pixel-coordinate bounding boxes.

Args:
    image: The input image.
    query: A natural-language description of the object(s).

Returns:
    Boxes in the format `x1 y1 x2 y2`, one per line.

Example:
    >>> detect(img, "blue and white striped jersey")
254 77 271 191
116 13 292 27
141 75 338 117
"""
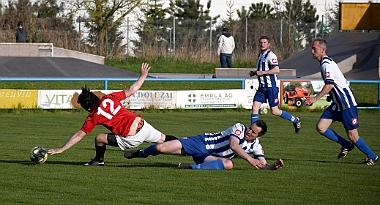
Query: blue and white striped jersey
320 56 357 111
201 123 263 159
256 50 279 88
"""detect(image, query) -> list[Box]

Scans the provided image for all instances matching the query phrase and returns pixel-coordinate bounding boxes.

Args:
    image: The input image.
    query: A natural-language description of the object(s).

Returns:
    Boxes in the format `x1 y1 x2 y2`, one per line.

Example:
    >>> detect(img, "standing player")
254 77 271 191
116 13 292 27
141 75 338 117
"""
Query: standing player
249 36 301 133
48 62 177 166
304 38 378 165
124 120 284 170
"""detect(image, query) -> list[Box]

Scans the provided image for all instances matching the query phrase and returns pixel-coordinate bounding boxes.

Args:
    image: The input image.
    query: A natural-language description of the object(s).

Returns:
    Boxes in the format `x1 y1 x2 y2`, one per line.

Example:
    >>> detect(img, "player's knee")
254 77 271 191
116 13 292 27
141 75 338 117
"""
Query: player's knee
155 143 169 153
315 125 326 134
95 134 108 145
271 107 281 116
223 160 234 170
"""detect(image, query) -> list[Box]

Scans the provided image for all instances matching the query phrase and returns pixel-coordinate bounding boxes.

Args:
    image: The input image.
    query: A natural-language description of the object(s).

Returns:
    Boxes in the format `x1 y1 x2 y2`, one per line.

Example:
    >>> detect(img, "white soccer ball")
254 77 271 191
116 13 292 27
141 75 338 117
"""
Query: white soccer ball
30 146 48 164
259 108 268 115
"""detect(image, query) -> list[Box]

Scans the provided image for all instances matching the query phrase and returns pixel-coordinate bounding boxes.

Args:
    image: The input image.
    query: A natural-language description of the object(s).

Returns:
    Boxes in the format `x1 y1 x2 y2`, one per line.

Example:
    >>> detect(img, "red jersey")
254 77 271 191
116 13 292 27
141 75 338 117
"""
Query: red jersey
81 91 138 137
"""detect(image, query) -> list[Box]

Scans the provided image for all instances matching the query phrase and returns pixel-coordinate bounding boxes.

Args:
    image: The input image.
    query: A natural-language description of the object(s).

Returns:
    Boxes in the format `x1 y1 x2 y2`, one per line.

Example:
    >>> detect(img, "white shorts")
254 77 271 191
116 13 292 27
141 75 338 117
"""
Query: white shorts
115 120 162 150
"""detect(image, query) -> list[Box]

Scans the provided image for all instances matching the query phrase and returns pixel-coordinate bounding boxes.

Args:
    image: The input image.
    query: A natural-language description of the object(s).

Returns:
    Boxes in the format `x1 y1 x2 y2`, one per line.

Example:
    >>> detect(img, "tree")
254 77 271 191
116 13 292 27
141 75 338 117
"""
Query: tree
273 0 319 58
133 0 170 57
248 2 276 20
74 0 142 55
161 0 218 59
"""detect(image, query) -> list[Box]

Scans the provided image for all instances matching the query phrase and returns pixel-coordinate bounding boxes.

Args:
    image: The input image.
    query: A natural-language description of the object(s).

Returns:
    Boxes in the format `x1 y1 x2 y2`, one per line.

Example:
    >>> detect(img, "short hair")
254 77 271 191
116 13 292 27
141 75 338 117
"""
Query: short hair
17 21 23 27
314 37 327 48
222 28 228 32
77 86 100 111
259 36 270 43
255 120 267 136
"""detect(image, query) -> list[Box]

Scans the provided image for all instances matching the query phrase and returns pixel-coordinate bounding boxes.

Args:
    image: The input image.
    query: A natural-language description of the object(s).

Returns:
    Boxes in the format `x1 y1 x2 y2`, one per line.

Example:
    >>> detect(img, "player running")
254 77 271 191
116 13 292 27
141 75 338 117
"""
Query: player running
48 62 177 166
124 120 284 170
304 38 378 165
249 36 301 133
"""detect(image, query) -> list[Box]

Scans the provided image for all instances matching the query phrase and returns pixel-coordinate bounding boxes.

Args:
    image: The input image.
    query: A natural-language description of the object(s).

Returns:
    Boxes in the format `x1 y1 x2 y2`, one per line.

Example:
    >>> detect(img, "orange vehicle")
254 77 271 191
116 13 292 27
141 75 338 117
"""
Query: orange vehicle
283 85 312 107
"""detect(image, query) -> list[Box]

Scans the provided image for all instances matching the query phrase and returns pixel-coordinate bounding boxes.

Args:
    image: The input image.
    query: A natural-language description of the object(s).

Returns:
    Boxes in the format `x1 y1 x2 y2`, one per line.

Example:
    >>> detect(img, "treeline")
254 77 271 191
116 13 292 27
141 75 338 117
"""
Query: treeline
0 0 338 62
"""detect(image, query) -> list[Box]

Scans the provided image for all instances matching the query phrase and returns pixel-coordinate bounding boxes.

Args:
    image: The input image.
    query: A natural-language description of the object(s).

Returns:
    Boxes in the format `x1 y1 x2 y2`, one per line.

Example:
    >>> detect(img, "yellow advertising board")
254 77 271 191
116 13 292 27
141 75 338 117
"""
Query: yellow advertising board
340 3 380 30
0 89 38 108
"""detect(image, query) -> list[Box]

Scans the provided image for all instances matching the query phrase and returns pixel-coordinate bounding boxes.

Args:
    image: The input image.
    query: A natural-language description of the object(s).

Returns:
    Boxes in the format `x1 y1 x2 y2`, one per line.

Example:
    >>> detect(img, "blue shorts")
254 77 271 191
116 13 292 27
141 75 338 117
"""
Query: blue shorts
178 135 210 164
253 87 279 107
321 105 359 130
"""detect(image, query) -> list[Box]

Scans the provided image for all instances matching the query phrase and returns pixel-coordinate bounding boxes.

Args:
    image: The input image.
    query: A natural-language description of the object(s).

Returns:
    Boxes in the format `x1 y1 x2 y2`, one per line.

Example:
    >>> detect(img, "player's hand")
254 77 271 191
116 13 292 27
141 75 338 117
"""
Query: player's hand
249 70 257 77
48 148 63 155
274 158 284 169
303 97 316 106
251 159 266 169
140 62 151 76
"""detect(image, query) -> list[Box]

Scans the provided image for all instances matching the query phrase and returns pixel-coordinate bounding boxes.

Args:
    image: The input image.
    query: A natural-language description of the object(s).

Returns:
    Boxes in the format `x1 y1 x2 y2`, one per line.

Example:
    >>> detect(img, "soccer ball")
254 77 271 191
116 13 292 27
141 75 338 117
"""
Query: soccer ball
259 108 268 115
30 146 48 164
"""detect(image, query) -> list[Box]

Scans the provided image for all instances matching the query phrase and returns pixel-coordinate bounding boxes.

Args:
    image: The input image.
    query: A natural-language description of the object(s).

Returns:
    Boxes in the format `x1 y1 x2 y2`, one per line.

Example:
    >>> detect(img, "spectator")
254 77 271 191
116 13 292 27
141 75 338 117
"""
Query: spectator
217 28 235 68
16 21 28 43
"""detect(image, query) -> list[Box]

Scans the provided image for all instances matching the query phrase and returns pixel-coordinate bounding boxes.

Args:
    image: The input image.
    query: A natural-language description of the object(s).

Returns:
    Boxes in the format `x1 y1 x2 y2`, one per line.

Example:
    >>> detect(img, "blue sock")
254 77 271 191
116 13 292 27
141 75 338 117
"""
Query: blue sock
322 128 351 147
190 160 225 170
140 144 158 157
354 137 377 159
280 111 297 123
251 114 259 125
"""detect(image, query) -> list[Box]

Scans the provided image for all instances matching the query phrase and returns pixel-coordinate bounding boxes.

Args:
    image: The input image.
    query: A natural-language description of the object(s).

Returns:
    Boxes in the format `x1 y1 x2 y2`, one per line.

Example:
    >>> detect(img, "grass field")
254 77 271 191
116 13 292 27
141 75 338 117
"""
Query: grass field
0 110 379 205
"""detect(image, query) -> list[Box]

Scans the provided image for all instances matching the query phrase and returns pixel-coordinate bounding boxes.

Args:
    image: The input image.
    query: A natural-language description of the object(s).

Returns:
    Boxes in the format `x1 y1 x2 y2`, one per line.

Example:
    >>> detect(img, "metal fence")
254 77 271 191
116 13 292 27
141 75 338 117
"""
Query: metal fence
134 18 337 62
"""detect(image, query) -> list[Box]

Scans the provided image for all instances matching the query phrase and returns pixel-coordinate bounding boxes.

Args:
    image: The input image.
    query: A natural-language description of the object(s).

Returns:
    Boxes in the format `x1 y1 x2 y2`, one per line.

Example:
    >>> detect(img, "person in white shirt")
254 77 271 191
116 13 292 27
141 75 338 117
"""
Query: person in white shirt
217 28 235 68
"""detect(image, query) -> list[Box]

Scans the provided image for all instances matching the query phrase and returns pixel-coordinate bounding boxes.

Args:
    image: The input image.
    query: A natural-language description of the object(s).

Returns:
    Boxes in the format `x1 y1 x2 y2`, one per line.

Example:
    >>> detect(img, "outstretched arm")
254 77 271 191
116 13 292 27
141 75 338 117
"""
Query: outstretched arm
230 137 266 169
48 130 87 155
304 83 334 105
124 62 151 97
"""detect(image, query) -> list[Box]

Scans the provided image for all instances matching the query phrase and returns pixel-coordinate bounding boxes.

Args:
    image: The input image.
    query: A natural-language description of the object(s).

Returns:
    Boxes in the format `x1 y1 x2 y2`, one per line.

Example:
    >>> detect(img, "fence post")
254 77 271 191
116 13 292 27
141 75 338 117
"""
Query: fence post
209 17 212 61
173 17 176 56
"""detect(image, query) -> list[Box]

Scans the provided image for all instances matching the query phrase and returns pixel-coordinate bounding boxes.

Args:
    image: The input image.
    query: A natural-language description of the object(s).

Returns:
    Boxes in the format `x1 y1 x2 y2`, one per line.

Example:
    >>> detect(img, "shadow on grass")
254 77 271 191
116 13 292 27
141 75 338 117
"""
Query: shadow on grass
0 159 85 166
0 159 178 168
279 157 366 165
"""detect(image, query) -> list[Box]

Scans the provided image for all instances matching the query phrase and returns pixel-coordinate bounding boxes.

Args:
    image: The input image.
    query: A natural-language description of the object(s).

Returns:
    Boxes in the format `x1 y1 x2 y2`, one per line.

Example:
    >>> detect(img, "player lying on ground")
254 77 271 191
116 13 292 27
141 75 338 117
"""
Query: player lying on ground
124 120 284 170
47 62 177 166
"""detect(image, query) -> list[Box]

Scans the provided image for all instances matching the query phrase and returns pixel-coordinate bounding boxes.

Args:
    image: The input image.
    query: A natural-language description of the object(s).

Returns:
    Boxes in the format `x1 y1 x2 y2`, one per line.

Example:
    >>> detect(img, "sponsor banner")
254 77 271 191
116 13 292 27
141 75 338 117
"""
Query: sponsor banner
243 79 274 109
0 89 38 108
38 90 176 109
125 91 176 109
38 90 82 109
281 80 331 109
177 89 244 109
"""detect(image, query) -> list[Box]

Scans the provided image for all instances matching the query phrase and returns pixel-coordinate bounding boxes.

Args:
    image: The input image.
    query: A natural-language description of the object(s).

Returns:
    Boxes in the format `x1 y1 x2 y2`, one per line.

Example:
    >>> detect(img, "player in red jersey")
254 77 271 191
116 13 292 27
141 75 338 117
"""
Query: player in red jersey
48 62 177 166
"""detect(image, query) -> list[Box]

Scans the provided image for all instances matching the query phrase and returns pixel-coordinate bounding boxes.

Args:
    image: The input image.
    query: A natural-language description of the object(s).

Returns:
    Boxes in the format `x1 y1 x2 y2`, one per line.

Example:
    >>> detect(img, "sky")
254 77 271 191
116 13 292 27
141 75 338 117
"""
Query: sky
199 0 338 21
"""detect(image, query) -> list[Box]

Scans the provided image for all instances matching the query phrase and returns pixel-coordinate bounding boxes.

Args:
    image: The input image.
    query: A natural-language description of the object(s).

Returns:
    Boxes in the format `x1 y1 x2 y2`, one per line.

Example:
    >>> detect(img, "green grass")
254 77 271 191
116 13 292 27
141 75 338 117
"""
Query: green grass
105 57 255 74
0 110 379 204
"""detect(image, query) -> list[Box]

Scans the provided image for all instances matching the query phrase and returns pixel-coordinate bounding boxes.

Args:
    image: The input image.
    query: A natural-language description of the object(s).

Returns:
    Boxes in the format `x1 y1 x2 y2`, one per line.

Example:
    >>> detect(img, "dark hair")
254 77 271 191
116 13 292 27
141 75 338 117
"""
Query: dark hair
222 28 228 32
259 36 270 43
255 120 267 136
77 86 100 111
17 21 23 27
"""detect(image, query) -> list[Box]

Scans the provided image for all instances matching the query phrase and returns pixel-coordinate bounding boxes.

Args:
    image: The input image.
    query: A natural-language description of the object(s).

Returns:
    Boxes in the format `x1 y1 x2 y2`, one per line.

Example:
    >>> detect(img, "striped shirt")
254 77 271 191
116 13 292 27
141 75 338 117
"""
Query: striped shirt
201 123 264 159
256 50 279 88
320 56 357 111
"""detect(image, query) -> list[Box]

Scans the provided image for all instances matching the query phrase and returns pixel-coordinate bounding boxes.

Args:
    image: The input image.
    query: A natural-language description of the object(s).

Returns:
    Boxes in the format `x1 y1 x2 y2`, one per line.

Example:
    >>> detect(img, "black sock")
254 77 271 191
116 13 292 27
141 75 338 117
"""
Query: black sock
94 145 106 161
164 135 178 141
